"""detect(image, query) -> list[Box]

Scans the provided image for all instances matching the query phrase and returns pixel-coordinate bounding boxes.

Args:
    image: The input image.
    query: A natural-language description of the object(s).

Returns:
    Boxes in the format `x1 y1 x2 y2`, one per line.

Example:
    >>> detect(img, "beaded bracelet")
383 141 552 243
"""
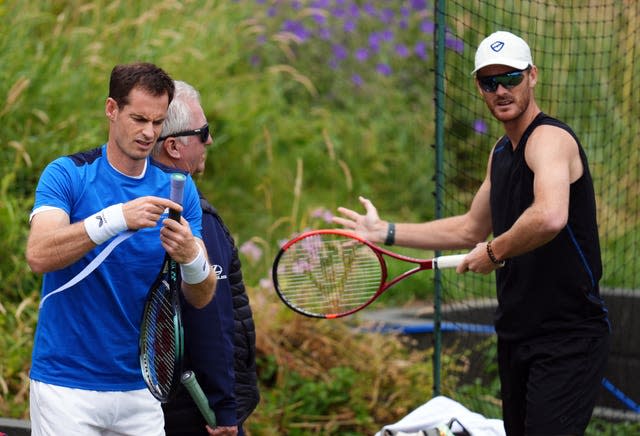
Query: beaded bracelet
486 240 506 267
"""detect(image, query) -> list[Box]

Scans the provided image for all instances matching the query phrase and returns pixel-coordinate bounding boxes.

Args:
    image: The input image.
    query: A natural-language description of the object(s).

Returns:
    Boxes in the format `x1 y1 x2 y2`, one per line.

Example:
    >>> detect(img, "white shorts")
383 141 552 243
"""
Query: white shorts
30 380 164 436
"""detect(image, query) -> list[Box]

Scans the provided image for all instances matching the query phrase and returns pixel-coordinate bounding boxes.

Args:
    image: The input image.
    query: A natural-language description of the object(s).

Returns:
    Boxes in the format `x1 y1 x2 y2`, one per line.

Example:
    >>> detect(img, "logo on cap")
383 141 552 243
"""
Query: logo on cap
490 41 505 52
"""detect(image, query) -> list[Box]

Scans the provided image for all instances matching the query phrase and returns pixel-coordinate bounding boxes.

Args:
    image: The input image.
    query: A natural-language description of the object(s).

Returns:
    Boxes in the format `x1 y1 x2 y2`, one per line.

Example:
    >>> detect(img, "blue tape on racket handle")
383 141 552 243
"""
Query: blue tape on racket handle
181 371 217 427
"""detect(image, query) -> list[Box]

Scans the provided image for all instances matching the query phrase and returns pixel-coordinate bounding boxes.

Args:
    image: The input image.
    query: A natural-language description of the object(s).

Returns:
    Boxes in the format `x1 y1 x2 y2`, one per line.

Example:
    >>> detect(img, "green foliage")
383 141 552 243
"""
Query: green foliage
451 337 502 418
586 418 640 436
0 295 38 417
248 305 438 435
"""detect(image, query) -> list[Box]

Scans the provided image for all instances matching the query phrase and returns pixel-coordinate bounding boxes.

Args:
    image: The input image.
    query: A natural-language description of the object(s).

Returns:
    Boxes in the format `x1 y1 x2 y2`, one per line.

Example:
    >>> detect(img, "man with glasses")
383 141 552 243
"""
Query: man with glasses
26 63 216 435
333 31 610 435
153 81 259 436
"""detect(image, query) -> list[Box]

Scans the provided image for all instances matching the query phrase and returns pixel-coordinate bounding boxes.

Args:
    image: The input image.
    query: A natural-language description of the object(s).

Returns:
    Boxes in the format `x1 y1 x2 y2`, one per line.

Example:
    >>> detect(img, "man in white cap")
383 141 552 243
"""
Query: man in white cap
333 30 610 435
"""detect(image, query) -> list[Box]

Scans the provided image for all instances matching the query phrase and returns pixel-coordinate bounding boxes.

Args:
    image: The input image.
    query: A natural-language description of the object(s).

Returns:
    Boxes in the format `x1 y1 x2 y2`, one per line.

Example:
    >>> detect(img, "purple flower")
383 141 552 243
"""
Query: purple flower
380 8 394 24
344 19 357 33
312 12 327 26
250 0 438 89
333 7 346 18
332 43 348 61
318 26 331 40
311 207 334 223
415 41 428 60
381 29 394 42
473 119 489 135
347 3 360 18
411 0 428 10
363 3 377 16
376 63 392 76
395 44 410 58
369 32 382 52
310 0 330 7
291 258 313 275
281 19 310 41
259 278 273 290
352 74 364 87
240 240 263 263
355 47 369 62
300 235 322 260
446 36 464 53
421 20 435 34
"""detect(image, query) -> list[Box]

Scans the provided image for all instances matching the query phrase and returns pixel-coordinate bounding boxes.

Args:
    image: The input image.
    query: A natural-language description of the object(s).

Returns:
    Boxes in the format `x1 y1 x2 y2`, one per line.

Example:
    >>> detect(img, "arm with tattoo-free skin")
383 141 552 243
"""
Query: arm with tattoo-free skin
333 153 494 274
26 195 215 308
334 128 579 275
475 125 581 268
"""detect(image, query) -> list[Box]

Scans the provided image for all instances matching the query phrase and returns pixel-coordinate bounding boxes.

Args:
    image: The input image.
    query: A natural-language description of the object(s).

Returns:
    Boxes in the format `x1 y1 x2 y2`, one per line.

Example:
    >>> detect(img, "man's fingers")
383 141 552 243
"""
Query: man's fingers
456 261 470 274
335 207 362 221
358 196 381 221
332 216 354 228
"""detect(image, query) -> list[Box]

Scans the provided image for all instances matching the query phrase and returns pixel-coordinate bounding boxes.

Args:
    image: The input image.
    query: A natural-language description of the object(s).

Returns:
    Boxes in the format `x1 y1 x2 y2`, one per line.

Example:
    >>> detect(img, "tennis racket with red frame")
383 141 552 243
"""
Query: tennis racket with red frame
272 229 465 319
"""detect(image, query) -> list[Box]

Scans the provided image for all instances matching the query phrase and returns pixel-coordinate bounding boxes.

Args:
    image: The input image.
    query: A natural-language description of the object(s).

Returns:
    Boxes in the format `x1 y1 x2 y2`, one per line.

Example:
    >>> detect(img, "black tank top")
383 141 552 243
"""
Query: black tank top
490 112 609 341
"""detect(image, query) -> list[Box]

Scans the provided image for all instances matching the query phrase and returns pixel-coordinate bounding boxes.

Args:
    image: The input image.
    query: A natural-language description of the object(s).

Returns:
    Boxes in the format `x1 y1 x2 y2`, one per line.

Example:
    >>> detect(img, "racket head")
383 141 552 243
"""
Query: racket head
139 256 184 402
272 229 387 319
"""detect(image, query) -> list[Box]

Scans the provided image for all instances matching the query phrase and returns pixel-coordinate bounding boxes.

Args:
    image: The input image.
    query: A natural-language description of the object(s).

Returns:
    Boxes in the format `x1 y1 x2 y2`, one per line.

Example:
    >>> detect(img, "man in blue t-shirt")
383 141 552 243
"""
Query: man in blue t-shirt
26 63 217 436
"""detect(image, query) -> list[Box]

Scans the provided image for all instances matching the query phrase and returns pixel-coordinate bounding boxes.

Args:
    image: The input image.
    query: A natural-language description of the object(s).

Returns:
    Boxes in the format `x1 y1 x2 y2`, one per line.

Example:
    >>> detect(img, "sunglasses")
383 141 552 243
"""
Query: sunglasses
158 124 209 143
477 68 530 93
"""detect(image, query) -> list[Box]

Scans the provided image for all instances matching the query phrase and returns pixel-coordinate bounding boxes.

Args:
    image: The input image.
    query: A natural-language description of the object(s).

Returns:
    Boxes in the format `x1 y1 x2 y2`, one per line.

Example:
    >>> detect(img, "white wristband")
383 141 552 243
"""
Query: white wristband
84 203 128 245
180 245 210 284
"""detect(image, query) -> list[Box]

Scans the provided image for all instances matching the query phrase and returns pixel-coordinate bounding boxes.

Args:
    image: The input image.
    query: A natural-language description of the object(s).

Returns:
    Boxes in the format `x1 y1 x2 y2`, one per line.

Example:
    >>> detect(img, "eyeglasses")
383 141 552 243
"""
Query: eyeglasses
158 124 209 143
477 68 530 93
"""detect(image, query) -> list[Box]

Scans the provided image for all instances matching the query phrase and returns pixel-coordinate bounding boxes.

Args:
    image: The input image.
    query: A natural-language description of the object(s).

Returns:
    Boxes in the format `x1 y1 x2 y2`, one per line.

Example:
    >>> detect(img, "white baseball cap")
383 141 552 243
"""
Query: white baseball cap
472 31 533 74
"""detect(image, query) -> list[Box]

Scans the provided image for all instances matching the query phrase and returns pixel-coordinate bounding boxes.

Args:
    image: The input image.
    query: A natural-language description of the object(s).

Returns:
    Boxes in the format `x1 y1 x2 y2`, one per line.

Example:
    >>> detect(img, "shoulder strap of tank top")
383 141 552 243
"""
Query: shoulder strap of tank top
516 112 548 150
522 113 582 152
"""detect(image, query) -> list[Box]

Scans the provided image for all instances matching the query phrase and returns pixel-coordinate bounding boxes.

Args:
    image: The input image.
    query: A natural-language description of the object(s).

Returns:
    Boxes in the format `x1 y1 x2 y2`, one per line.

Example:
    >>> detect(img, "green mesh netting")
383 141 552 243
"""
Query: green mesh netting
434 0 640 421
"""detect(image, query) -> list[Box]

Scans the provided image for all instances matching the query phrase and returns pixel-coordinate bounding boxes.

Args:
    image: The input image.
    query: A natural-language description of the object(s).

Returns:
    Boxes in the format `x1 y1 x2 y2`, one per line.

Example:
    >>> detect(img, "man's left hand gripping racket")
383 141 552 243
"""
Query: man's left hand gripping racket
139 173 186 402
272 229 465 319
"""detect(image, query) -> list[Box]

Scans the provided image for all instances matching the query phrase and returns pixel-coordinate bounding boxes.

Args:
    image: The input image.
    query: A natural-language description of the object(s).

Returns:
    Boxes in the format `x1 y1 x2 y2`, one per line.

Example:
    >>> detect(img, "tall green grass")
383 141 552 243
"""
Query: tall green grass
0 0 443 428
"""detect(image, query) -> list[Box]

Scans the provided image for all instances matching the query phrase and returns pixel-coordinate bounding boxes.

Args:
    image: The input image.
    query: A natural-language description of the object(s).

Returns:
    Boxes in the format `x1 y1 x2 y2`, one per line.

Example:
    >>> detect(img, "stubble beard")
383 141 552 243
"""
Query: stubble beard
490 93 530 124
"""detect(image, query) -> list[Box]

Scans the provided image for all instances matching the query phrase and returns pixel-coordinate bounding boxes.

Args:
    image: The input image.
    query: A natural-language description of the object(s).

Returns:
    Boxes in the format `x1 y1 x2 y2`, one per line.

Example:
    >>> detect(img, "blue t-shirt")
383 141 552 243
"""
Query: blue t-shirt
30 145 202 391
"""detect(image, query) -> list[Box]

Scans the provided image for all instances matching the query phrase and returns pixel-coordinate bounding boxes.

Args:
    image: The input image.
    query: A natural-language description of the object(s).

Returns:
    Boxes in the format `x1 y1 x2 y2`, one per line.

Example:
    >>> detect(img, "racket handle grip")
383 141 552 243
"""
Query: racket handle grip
180 370 217 428
169 173 186 221
434 254 466 269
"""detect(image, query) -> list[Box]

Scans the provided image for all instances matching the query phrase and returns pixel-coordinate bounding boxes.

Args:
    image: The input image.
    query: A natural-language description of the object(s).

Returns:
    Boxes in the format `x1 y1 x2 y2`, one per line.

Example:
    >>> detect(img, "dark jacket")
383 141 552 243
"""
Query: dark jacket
159 171 259 433
200 197 260 423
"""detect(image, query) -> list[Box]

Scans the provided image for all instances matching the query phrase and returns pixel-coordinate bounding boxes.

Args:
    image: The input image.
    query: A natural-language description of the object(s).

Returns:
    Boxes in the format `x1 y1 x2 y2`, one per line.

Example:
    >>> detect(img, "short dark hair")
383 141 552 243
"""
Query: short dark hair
108 62 175 108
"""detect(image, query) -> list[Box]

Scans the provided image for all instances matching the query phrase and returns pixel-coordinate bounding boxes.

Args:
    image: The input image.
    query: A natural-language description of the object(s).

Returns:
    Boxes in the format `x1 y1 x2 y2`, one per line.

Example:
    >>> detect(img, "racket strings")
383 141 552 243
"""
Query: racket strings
276 234 382 316
141 282 179 398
